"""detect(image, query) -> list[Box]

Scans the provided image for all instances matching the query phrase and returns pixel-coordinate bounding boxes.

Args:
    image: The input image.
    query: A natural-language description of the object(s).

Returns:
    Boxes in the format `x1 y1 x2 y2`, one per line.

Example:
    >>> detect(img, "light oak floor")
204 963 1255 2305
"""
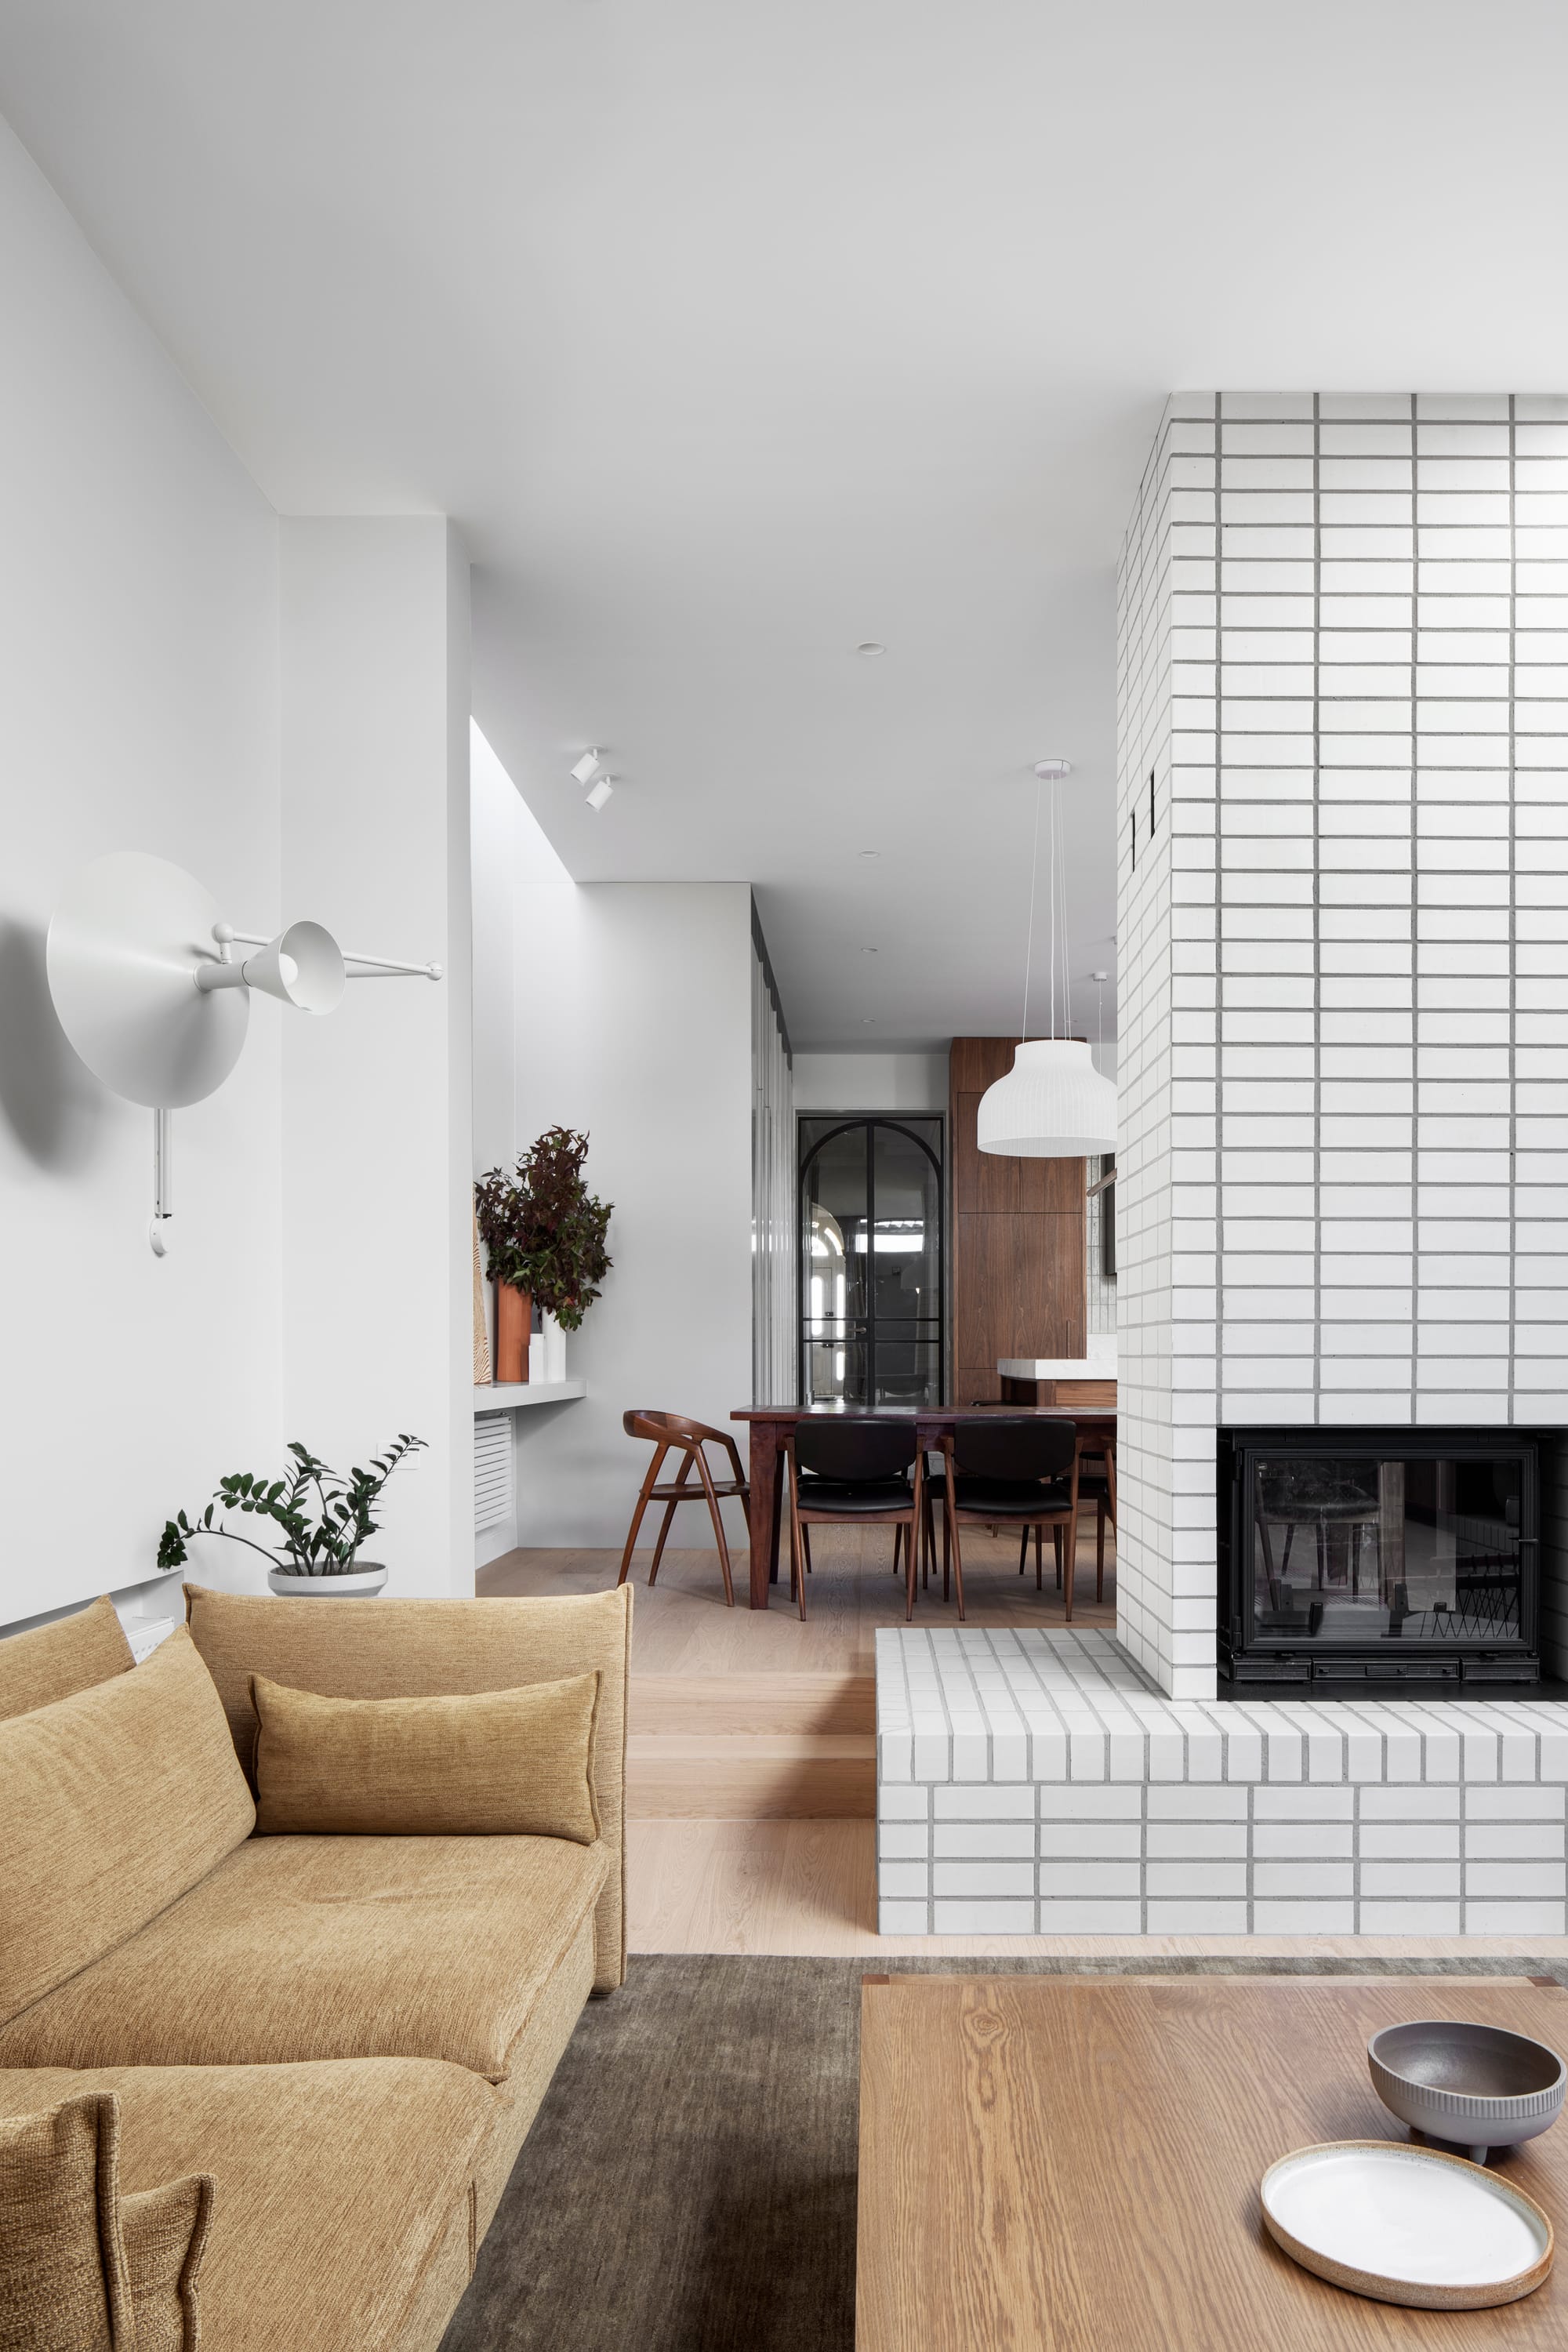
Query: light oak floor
478 1539 1568 1965
477 1519 1116 1678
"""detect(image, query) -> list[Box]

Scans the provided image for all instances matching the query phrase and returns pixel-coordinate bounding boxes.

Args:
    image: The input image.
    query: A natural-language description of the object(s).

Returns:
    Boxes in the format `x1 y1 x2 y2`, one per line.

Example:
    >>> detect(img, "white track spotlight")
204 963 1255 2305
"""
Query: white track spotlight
586 777 614 812
570 750 602 786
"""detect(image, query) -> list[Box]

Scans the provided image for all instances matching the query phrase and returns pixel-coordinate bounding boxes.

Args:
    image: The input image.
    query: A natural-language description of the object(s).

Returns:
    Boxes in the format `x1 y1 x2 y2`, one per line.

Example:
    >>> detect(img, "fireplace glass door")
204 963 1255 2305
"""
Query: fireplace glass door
1221 1432 1537 1679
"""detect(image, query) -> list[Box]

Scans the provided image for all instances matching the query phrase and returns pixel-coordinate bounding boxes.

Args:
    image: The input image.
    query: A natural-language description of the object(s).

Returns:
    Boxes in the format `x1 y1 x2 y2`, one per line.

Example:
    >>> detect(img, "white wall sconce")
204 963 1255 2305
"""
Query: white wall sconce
47 851 442 1255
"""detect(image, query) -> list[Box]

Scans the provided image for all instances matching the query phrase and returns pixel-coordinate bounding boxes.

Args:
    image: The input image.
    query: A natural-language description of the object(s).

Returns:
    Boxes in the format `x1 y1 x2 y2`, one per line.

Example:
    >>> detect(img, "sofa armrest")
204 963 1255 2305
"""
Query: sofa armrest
184 1583 632 1990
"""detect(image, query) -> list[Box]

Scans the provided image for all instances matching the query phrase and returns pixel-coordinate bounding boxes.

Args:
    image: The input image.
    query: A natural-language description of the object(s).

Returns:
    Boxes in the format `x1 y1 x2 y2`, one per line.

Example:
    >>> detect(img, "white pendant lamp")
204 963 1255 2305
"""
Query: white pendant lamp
976 761 1117 1159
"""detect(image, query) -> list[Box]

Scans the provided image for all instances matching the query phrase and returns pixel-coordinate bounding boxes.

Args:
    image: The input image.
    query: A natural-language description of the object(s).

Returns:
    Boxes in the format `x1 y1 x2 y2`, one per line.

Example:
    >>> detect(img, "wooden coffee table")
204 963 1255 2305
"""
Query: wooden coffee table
856 1973 1568 2349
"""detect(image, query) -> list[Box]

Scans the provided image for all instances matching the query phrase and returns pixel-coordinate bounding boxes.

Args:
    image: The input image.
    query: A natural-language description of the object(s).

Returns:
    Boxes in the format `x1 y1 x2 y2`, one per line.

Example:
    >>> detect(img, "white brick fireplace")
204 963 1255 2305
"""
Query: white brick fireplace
1118 390 1568 1702
876 392 1568 1935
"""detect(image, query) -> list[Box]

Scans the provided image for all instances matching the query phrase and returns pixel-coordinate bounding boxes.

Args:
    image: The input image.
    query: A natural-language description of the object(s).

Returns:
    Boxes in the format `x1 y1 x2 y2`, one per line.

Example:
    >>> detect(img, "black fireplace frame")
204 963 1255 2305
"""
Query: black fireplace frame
1218 1425 1541 1686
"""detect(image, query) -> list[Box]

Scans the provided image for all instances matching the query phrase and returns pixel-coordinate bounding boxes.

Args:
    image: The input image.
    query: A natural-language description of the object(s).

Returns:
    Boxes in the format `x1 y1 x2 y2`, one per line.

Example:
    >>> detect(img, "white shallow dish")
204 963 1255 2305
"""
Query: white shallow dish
1261 2140 1554 2310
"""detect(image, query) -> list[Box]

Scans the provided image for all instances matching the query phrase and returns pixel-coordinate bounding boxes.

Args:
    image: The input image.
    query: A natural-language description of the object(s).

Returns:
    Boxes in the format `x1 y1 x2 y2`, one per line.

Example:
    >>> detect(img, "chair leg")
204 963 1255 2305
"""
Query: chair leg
942 1503 951 1602
1035 1525 1044 1592
893 1525 903 1578
1064 1504 1078 1622
949 1516 965 1621
615 1450 666 1587
905 1512 917 1622
646 1497 682 1585
702 1488 735 1608
1096 1498 1106 1602
803 1524 813 1574
1018 1526 1028 1574
1053 1524 1062 1591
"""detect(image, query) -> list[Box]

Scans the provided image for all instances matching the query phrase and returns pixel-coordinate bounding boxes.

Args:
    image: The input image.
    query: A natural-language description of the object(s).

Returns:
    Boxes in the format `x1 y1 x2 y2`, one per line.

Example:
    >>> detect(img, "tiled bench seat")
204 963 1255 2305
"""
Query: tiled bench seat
876 1628 1568 1938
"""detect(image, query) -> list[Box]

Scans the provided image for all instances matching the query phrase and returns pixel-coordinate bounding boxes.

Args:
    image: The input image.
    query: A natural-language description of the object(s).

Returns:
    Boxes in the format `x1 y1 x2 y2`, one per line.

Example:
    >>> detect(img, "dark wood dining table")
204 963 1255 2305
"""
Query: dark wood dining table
731 1403 1118 1609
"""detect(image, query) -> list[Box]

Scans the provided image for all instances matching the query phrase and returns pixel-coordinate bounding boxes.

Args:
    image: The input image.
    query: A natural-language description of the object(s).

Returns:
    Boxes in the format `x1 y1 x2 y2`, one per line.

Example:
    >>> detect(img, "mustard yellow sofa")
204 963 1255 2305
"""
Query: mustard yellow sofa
0 1583 631 2350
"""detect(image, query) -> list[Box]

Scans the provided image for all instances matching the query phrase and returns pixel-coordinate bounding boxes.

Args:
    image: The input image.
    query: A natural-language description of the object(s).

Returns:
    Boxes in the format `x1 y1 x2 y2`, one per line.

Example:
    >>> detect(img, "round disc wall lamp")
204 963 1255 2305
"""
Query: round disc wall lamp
47 851 442 1255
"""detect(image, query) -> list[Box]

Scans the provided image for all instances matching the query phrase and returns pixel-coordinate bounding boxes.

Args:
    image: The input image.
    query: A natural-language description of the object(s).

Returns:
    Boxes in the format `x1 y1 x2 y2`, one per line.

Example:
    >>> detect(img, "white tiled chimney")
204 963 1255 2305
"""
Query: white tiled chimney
1116 392 1568 1702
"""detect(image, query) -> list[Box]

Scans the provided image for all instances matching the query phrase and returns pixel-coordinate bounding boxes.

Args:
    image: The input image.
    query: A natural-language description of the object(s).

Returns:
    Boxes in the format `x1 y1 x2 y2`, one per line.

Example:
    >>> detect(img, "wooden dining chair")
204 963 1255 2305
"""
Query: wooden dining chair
1022 1433 1114 1600
938 1418 1080 1622
785 1421 925 1621
616 1410 750 1606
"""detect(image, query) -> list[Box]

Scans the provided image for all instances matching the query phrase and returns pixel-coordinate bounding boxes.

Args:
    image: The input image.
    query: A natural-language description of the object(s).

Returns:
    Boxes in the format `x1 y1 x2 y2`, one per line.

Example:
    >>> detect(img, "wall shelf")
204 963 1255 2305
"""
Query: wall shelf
473 1380 586 1413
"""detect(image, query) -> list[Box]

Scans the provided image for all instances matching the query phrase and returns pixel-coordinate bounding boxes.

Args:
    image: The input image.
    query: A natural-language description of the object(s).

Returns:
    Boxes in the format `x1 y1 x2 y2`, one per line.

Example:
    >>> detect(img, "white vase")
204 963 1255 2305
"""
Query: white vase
267 1564 388 1598
541 1312 568 1385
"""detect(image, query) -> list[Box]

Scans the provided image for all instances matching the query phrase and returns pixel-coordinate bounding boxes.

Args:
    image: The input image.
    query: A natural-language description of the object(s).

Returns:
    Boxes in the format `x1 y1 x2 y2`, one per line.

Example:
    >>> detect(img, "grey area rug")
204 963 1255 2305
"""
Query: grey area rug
439 1954 1568 2352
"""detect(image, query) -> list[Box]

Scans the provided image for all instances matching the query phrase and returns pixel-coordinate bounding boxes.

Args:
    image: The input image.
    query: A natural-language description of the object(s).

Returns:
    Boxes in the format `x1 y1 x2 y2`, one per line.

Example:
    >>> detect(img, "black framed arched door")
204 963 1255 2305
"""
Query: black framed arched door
798 1116 943 1407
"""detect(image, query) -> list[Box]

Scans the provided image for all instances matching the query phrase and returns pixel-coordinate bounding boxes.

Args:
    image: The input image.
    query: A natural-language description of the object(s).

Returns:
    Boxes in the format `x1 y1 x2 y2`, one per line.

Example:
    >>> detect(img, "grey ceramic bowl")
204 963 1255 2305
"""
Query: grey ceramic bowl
1369 2020 1566 2165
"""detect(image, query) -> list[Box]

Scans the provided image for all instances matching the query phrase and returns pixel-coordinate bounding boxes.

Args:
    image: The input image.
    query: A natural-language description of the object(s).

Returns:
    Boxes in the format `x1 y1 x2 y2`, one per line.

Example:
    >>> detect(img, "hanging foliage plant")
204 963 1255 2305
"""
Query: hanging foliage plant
475 1126 612 1332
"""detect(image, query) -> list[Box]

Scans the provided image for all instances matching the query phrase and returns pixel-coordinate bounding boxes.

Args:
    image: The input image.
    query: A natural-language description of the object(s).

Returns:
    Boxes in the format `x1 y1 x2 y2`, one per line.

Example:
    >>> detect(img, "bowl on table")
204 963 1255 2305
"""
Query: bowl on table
1369 2020 1566 2165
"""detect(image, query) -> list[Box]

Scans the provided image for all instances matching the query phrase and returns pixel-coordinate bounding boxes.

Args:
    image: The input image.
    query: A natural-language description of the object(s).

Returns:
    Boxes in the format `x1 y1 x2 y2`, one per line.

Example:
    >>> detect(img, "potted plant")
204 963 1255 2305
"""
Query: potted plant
157 1435 426 1596
475 1127 612 1383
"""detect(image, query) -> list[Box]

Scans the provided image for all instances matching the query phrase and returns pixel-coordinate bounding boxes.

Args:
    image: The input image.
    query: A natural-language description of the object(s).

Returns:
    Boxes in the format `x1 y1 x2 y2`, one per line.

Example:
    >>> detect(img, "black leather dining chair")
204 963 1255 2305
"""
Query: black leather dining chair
935 1418 1080 1621
785 1421 925 1621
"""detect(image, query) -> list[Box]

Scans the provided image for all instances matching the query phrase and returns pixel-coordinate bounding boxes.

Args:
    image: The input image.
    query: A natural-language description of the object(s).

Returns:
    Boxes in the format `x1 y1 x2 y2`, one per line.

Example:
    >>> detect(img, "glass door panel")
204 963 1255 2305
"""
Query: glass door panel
800 1116 942 1406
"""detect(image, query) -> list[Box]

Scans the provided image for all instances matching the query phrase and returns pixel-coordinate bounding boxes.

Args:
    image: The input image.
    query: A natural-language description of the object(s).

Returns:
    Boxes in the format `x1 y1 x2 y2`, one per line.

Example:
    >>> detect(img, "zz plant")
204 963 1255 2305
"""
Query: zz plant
158 1435 426 1577
475 1125 612 1330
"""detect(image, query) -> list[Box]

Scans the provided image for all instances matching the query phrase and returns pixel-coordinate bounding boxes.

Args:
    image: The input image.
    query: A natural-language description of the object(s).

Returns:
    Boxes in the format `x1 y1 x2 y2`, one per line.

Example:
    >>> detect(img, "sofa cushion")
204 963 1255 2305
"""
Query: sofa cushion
0 2091 132 2350
184 1580 633 1992
0 2088 212 2352
0 2060 494 2352
0 1831 609 2085
251 1668 601 1842
0 1597 133 1724
0 1629 256 2028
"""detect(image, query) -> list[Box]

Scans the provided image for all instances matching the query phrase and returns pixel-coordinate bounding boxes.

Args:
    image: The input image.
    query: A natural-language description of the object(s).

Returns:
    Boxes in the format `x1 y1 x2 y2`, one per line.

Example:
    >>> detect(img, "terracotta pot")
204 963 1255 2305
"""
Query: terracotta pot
495 1284 531 1385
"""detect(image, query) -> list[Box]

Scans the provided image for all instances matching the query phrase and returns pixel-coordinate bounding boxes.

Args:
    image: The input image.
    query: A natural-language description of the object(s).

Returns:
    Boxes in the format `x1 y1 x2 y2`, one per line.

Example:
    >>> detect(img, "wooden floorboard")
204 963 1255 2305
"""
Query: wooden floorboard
478 1521 1116 1678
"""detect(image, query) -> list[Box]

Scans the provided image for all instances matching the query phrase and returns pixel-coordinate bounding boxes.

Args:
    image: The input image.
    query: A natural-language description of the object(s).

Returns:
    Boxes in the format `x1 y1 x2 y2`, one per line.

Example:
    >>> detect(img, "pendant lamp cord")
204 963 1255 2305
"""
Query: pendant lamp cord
1022 775 1043 1041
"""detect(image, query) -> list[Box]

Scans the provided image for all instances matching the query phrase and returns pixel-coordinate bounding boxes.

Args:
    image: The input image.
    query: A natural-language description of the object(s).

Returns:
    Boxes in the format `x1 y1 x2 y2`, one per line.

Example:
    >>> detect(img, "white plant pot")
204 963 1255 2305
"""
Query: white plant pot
267 1564 387 1598
540 1312 568 1385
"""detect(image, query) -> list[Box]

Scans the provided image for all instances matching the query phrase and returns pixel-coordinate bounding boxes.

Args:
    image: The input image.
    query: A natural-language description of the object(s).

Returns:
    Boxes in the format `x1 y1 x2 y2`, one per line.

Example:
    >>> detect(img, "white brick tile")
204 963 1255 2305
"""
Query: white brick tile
879 1824 931 1861
1254 1900 1358 1933
1465 1786 1567 1820
1039 1822 1143 1860
879 1862 930 1898
1463 1902 1568 1935
1145 1900 1250 1933
1040 1862 1144 1897
931 1901 1035 1934
932 1823 1034 1860
878 1901 931 1935
1464 1862 1567 1898
1036 1901 1144 1933
931 1861 1034 1899
1145 1784 1250 1820
1037 1784 1143 1820
1145 1822 1248 1860
1358 1901 1463 1933
1360 1822 1461 1860
1465 1822 1567 1860
1358 1787 1461 1820
934 1784 1034 1820
1253 1823 1355 1859
1252 1863 1356 1900
1360 1862 1461 1898
1253 1787 1355 1821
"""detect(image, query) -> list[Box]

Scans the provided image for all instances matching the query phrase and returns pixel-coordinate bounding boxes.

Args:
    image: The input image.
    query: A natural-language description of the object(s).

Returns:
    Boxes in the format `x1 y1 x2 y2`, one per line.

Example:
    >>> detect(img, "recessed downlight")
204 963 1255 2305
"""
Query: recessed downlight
857 851 880 862
861 1018 877 1025
861 946 878 955
856 642 886 659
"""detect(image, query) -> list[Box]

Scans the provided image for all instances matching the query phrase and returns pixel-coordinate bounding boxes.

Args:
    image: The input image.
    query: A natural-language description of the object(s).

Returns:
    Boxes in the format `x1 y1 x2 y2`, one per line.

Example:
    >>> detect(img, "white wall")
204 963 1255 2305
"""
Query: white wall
0 114 282 1635
793 1051 949 1112
469 751 754 1553
279 521 474 1600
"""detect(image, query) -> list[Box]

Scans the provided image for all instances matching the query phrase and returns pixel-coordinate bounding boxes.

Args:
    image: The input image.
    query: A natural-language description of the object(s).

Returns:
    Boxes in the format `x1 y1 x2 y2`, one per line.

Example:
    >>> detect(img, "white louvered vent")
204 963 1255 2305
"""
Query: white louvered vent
474 1414 515 1534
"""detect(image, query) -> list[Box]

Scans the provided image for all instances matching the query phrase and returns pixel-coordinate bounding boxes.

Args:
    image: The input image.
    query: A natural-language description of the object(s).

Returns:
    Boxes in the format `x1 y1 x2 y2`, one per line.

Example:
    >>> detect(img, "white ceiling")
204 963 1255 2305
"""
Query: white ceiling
4 2 1568 1047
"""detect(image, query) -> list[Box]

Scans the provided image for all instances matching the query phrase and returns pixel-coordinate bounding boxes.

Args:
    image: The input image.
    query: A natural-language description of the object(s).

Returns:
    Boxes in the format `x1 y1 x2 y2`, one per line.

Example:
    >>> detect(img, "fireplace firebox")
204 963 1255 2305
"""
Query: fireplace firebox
1218 1428 1540 1686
